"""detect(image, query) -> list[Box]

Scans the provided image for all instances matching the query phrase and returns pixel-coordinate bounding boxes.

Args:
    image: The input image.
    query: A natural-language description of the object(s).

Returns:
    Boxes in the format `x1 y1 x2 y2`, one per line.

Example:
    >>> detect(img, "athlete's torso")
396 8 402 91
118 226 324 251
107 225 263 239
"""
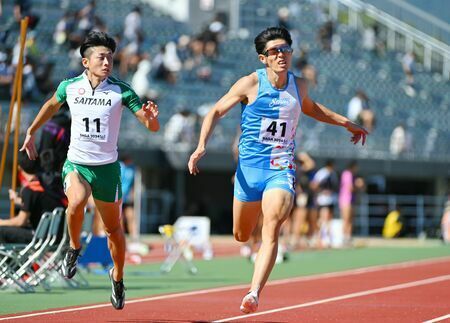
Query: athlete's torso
238 68 302 170
56 71 141 165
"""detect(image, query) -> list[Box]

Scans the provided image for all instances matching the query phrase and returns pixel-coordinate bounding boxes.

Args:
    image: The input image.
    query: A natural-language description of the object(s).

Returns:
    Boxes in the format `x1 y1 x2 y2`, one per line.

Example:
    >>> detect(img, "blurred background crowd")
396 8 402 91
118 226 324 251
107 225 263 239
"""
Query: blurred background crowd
0 0 449 246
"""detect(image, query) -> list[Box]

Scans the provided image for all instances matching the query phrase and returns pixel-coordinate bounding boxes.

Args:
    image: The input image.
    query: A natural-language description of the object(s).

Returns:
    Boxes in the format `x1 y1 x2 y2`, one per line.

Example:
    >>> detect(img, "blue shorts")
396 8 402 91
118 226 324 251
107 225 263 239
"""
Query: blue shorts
234 163 296 202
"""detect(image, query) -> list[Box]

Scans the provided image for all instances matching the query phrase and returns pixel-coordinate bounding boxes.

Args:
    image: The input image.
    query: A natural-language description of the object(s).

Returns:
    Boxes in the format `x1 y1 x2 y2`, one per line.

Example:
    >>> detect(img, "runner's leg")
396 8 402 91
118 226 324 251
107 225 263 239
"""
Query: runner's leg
95 199 126 281
250 188 293 293
65 172 91 249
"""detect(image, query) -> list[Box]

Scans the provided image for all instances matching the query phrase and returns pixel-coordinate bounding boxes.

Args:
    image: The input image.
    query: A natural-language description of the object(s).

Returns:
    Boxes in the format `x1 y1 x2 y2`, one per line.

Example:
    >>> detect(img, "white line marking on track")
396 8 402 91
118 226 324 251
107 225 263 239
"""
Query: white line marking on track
1 256 449 321
213 275 450 322
423 314 450 323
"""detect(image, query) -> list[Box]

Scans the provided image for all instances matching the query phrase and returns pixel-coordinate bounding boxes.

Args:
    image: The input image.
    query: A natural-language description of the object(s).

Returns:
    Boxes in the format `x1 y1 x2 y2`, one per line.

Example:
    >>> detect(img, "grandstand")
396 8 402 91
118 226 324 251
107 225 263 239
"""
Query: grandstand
0 0 449 236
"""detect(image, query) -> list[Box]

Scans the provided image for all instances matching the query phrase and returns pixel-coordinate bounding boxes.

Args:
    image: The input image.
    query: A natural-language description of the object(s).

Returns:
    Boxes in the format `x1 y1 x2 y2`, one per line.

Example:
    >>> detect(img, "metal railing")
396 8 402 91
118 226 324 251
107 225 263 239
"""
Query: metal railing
361 0 450 44
329 0 450 79
355 194 447 237
1 188 446 237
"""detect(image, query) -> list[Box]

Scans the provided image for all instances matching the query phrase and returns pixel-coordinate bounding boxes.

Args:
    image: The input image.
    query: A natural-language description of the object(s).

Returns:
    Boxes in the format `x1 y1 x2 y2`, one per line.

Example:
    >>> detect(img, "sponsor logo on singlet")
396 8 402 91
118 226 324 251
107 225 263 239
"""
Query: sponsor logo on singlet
73 97 112 106
269 98 290 109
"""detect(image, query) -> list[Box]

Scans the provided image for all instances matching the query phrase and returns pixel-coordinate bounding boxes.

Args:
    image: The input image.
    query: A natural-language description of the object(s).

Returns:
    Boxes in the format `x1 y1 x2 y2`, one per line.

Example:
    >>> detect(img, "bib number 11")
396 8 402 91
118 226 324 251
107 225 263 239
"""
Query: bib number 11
82 117 101 133
79 117 107 142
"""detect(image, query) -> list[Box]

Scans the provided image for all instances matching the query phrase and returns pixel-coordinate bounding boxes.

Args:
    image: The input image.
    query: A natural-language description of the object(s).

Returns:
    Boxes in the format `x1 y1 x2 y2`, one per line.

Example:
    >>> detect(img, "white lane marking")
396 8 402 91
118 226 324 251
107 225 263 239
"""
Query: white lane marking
1 256 449 321
423 314 450 323
214 275 450 322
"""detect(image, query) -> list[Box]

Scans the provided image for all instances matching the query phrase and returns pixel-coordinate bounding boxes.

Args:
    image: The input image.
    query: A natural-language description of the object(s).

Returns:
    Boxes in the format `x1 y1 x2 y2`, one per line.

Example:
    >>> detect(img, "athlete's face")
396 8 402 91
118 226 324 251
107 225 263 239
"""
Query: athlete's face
82 46 113 79
259 39 293 72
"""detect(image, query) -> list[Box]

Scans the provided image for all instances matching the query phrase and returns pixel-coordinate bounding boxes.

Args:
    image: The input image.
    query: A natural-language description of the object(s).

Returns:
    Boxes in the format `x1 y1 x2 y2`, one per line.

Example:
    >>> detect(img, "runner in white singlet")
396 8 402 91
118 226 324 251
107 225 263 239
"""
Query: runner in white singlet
21 31 160 310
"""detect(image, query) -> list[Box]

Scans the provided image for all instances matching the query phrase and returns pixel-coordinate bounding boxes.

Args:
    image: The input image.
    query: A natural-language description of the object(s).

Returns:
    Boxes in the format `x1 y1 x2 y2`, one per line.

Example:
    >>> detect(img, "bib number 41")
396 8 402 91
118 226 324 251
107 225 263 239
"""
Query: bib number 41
259 118 292 145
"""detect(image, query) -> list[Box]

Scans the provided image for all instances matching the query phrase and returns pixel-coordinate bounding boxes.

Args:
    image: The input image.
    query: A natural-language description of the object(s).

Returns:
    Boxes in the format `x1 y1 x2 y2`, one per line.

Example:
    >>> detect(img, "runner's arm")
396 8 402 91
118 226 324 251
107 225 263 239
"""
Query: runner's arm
188 74 256 175
21 93 63 159
297 78 368 145
135 100 160 132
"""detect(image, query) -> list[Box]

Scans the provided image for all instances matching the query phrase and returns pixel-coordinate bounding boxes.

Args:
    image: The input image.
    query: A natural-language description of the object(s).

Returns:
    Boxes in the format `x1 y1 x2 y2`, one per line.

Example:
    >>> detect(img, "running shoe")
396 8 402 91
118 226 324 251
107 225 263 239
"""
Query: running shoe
240 291 258 314
61 247 81 279
109 268 125 310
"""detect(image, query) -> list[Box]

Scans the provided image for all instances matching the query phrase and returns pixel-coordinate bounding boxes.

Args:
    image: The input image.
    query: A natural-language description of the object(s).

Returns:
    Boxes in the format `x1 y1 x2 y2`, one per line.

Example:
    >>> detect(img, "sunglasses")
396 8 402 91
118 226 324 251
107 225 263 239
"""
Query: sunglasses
263 45 293 56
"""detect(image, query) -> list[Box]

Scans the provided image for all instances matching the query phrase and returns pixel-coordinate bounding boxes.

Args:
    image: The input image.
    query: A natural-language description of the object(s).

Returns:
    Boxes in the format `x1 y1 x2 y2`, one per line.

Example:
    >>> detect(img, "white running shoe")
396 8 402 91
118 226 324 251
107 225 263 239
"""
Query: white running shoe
240 291 259 314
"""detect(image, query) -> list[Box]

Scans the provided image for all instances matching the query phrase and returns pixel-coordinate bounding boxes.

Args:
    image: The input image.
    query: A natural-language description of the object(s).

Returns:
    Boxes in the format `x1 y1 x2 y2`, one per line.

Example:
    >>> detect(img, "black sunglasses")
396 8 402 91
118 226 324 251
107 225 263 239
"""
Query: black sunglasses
263 45 293 57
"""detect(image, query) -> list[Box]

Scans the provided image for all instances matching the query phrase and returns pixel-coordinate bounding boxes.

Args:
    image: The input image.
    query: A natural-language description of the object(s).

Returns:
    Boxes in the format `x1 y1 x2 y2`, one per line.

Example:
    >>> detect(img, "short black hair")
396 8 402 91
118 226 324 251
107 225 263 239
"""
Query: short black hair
254 27 292 55
80 31 116 58
18 151 39 175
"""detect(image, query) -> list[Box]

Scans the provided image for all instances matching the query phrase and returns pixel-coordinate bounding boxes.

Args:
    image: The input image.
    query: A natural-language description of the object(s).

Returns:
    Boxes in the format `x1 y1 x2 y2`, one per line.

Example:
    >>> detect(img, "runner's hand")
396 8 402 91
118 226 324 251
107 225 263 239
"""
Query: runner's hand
345 121 368 145
142 101 159 120
188 147 206 175
20 132 38 160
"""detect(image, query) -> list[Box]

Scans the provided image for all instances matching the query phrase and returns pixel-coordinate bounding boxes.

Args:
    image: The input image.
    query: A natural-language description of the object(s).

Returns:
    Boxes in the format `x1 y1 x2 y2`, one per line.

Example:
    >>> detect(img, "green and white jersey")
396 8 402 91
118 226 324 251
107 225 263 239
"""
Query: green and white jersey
56 71 141 165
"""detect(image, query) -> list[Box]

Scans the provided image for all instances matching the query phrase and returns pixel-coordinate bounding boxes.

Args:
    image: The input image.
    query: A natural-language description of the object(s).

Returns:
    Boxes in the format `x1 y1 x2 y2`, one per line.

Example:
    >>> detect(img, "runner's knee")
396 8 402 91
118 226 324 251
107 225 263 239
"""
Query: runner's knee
104 224 123 238
67 197 89 215
262 217 285 241
233 229 251 242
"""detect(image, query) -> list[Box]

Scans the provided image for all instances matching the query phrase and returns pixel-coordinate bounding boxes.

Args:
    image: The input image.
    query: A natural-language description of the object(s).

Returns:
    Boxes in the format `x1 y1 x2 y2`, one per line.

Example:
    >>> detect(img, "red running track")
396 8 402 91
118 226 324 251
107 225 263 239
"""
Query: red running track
1 257 449 323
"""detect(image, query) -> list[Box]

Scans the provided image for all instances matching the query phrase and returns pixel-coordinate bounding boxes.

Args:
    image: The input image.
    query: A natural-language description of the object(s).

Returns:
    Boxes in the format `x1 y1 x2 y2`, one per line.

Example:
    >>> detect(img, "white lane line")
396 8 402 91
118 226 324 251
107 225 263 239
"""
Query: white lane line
213 275 450 322
423 314 450 323
1 256 449 321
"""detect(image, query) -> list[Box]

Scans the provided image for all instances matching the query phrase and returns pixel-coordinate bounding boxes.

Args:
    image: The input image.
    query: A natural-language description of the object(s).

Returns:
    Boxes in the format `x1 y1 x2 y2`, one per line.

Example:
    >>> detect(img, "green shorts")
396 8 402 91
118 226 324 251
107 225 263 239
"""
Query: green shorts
62 160 122 202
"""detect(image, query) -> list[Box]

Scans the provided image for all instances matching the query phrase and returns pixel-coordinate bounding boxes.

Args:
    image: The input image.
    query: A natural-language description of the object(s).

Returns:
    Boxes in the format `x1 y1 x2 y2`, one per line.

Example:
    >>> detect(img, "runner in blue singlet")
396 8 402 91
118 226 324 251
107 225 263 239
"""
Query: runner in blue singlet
188 27 368 314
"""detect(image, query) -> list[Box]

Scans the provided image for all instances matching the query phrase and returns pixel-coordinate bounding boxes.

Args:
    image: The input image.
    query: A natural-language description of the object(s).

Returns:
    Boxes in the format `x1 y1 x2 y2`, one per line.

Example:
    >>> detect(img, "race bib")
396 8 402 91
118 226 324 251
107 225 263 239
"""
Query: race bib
258 117 293 146
78 116 108 142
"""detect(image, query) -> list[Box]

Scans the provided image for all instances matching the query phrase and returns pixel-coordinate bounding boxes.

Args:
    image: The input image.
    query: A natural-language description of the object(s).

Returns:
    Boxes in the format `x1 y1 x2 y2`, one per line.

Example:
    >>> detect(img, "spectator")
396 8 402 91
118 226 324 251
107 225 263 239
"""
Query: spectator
0 48 13 99
153 44 178 84
339 161 364 246
184 37 205 72
164 107 197 145
200 13 226 59
347 89 368 122
0 0 37 44
123 6 142 44
361 25 376 53
317 20 333 52
311 160 339 248
176 34 192 64
38 103 71 195
76 0 96 34
163 41 182 77
53 11 76 47
0 151 66 244
390 123 412 157
289 152 318 249
402 51 415 85
295 46 317 87
277 7 292 31
119 33 144 77
131 55 159 101
402 51 416 97
441 200 450 244
347 89 375 132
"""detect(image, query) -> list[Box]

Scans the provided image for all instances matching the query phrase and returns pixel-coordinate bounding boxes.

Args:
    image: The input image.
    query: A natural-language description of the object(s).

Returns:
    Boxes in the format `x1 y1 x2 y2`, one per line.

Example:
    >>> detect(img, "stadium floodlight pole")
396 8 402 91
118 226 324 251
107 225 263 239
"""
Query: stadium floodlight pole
9 17 29 217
